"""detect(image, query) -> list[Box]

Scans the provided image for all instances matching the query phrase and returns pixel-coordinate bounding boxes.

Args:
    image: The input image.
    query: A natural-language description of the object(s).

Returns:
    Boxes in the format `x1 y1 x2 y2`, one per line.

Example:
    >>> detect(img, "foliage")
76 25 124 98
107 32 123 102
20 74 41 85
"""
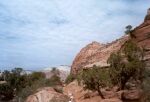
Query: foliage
17 78 47 101
0 68 29 100
77 65 110 99
0 67 62 102
125 25 136 38
107 40 145 90
27 72 45 85
45 74 62 86
17 70 62 101
53 86 63 93
141 69 150 102
65 74 75 84
0 83 14 101
51 67 60 76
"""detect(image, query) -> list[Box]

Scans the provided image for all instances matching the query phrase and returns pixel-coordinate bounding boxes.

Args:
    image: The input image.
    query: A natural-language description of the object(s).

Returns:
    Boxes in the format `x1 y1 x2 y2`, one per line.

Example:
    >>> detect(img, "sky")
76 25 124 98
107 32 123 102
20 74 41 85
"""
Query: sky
0 0 149 71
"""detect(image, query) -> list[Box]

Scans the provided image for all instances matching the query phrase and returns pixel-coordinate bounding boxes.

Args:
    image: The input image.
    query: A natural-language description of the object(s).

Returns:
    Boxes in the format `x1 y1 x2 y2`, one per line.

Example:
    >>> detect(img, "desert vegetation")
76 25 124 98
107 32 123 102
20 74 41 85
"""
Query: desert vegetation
0 68 62 102
77 65 110 99
65 74 75 84
108 40 145 90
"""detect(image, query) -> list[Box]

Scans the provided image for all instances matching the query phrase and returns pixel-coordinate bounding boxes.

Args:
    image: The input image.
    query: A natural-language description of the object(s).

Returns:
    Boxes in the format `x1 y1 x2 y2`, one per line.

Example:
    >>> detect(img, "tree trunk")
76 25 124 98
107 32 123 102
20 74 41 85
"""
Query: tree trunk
121 83 125 90
120 79 127 90
97 89 105 99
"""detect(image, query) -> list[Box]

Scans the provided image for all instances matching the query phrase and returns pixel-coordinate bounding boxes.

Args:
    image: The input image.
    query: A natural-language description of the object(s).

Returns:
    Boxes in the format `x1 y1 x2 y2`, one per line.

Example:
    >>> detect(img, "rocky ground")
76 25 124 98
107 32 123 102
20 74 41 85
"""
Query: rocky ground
26 80 143 102
63 80 142 102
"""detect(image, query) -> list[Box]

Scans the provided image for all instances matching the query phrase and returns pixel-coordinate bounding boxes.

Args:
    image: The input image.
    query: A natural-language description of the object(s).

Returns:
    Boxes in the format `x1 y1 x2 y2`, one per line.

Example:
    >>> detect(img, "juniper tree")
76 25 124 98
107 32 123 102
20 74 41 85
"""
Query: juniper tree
108 40 145 90
77 65 110 99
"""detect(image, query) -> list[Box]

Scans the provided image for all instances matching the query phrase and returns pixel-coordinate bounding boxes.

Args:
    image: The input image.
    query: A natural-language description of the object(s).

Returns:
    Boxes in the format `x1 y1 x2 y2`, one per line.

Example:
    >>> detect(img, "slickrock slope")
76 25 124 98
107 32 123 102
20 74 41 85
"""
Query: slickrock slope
71 36 129 74
71 8 150 74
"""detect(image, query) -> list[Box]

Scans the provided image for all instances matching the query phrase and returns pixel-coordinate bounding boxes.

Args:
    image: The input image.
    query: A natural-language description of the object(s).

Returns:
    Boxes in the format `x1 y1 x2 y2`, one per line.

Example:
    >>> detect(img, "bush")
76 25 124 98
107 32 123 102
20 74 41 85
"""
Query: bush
0 68 29 101
0 83 14 101
77 65 110 99
0 68 63 101
65 74 75 84
141 69 150 102
29 72 45 82
107 40 145 90
45 75 62 86
17 74 62 101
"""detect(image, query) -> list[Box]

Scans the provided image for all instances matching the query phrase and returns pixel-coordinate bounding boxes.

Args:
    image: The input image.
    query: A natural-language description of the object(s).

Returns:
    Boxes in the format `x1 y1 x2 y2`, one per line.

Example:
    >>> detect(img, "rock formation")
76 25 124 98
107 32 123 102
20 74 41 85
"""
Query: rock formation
132 8 150 69
71 36 129 74
26 87 69 102
71 8 150 75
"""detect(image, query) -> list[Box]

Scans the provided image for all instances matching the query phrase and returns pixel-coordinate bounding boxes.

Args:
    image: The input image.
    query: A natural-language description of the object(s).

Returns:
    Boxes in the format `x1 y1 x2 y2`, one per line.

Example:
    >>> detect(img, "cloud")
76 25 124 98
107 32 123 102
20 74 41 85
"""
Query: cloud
0 0 149 70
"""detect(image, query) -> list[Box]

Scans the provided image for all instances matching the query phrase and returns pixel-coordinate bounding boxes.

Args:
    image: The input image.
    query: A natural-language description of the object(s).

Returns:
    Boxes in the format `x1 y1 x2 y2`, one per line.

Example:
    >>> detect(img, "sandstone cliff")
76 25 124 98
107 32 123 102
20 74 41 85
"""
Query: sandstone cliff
132 8 150 68
71 9 150 74
71 36 129 74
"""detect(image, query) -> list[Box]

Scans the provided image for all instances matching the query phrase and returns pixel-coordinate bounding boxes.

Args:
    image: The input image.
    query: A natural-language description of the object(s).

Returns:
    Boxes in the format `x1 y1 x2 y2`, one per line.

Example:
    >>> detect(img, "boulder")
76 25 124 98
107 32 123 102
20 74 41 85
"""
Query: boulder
102 90 116 99
26 87 69 102
122 89 143 101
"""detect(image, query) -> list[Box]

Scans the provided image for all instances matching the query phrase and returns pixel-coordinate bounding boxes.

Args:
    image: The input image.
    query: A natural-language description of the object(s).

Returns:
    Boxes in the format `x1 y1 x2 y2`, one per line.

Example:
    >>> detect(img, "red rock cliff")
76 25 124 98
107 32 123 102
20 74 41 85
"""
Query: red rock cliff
71 36 129 74
71 9 150 74
133 8 150 68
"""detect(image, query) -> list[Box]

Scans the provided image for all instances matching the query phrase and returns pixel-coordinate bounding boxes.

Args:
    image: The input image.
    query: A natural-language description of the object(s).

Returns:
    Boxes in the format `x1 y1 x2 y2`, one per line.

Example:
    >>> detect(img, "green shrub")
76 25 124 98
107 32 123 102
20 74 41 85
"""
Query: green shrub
0 83 14 101
45 75 61 86
54 87 63 93
65 74 75 84
77 65 110 99
141 69 150 102
107 40 145 90
29 72 45 82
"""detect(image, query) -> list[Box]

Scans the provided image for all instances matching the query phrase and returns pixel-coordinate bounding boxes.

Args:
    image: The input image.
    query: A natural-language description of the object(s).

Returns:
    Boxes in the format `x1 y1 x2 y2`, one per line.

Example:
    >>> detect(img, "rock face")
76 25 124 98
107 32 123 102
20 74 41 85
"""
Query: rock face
71 8 150 75
26 87 69 102
132 8 150 69
71 36 129 74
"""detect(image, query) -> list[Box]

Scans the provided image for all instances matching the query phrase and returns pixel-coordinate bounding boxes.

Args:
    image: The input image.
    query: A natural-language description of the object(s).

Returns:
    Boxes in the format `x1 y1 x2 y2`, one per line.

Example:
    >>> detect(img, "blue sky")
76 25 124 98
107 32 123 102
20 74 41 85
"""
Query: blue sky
0 0 149 70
